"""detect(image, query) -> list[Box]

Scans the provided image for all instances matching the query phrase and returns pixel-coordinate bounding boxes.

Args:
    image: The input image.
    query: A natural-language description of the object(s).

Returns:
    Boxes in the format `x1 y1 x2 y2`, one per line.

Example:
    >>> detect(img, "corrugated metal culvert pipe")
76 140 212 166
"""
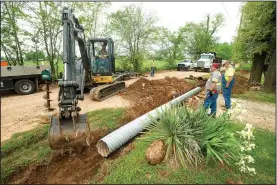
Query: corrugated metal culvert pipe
96 87 202 157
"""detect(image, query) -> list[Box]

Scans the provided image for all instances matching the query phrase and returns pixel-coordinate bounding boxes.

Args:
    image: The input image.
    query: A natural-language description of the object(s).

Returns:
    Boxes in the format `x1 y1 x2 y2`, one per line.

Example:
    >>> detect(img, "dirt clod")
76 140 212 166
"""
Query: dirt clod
39 110 58 124
146 140 166 165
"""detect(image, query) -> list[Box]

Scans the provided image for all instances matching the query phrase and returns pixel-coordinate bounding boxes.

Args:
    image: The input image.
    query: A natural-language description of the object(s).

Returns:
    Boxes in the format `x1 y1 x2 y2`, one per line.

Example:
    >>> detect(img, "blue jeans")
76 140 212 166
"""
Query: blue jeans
222 74 235 109
203 93 219 115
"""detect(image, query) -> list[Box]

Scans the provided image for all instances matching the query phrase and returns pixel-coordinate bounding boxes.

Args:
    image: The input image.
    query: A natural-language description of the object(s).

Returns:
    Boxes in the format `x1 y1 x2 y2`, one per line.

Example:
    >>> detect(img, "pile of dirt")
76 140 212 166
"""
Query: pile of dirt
119 77 194 121
233 75 249 94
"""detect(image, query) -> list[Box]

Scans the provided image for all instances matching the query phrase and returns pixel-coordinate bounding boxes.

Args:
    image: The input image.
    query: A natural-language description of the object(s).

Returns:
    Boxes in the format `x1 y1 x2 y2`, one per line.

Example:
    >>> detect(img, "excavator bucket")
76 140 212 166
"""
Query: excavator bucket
48 114 92 150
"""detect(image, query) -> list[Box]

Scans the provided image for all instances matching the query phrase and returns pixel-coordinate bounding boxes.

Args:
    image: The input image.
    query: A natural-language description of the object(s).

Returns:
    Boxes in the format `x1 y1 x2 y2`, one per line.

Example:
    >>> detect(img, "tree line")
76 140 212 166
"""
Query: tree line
1 2 276 93
1 2 230 71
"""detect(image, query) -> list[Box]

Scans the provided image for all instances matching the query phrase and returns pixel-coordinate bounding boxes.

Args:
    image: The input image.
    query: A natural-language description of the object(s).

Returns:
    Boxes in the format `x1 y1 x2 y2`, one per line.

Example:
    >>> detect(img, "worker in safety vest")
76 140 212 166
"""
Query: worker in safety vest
222 60 235 110
203 63 221 117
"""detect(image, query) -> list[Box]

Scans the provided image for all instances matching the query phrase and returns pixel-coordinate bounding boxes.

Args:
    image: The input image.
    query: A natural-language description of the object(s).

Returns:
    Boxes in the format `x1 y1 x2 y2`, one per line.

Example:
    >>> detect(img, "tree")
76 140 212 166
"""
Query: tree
26 2 62 76
180 13 225 59
1 2 30 65
70 2 111 38
233 2 276 86
213 42 233 60
155 27 184 67
24 51 45 61
107 5 158 71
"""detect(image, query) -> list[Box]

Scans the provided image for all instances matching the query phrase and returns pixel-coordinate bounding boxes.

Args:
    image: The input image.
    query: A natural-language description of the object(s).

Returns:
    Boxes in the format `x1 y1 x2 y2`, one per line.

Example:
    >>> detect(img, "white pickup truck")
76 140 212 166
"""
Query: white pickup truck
1 63 50 95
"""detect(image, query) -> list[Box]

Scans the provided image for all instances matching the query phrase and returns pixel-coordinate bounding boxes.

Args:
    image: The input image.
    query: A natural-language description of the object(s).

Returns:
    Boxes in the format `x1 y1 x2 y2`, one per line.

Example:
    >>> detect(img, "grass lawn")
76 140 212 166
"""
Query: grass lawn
91 123 276 184
233 91 276 104
0 108 125 184
115 59 179 73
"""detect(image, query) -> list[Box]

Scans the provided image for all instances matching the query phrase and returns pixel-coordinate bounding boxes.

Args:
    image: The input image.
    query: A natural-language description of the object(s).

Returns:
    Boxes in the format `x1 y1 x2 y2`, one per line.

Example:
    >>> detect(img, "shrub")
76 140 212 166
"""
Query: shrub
141 105 241 168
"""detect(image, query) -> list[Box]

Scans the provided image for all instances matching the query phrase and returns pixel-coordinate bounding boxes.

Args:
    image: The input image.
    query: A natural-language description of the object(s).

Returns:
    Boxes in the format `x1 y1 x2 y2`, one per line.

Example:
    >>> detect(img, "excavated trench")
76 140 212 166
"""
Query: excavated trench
7 77 202 184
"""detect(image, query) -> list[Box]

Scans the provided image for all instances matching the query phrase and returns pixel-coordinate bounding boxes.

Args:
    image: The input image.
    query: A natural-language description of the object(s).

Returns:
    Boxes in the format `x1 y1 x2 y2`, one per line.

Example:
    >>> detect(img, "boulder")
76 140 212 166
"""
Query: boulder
146 140 166 165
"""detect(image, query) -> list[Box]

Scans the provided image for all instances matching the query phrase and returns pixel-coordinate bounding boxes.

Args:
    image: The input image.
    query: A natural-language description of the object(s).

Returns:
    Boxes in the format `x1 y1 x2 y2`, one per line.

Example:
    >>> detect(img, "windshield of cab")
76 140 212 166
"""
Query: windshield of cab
200 55 211 59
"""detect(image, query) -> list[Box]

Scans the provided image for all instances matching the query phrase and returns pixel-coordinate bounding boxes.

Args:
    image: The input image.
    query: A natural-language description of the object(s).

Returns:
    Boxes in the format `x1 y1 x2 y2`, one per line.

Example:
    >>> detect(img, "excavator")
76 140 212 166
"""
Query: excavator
48 7 128 150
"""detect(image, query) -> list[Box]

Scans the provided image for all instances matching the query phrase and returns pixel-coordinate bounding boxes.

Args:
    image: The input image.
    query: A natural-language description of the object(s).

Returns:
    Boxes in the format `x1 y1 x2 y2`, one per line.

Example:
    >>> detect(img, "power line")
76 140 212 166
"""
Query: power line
221 2 232 19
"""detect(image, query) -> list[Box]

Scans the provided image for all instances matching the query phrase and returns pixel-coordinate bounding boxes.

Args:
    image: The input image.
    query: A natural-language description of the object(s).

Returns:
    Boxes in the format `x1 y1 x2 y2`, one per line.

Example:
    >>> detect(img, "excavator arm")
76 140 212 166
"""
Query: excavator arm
49 7 92 150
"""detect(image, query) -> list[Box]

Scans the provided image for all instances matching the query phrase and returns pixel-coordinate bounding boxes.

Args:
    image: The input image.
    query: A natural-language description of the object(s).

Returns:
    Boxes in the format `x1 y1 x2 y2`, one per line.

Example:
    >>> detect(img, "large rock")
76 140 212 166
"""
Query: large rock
146 140 166 165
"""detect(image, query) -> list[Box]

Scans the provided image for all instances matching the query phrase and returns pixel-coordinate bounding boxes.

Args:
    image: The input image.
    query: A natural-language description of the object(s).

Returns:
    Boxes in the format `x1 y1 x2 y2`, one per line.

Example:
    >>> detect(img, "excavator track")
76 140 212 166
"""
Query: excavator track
90 81 126 101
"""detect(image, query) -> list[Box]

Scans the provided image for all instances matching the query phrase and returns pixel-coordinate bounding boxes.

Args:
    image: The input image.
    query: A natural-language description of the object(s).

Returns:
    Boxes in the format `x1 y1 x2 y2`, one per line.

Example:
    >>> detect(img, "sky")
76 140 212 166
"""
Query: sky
108 2 242 43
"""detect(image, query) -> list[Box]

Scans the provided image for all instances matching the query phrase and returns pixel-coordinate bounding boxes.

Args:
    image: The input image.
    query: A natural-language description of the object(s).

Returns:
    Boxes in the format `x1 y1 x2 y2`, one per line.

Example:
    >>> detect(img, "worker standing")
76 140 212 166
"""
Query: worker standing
150 61 155 77
222 60 235 110
203 63 221 117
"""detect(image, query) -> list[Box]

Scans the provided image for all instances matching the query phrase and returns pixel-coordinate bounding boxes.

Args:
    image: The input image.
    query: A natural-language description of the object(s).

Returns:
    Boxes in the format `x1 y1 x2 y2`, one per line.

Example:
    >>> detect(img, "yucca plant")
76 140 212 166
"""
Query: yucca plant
141 105 241 168
141 105 210 167
200 112 241 166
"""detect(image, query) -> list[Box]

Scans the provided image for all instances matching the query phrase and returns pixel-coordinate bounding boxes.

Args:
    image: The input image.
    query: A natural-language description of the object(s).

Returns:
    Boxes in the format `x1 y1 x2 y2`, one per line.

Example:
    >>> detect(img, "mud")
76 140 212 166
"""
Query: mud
119 77 194 121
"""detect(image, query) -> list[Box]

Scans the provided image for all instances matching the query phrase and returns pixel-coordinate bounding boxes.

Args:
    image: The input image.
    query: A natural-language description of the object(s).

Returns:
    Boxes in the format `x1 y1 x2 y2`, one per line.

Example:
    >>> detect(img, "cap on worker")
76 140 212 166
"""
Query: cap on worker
212 63 220 69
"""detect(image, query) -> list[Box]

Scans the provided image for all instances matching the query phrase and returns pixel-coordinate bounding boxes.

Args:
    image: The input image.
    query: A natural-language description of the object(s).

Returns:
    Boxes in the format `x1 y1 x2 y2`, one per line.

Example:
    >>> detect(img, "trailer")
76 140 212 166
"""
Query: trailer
1 63 50 95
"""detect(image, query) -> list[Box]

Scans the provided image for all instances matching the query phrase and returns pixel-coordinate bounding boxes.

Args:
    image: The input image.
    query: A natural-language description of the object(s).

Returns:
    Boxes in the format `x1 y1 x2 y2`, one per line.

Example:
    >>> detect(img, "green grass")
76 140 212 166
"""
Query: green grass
233 91 276 104
87 108 125 131
91 123 276 184
116 59 179 73
0 108 125 184
239 63 252 71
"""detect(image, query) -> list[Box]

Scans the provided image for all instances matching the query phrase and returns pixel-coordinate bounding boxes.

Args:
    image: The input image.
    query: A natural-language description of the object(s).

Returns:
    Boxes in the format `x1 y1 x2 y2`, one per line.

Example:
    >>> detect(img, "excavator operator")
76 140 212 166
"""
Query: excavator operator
95 42 109 72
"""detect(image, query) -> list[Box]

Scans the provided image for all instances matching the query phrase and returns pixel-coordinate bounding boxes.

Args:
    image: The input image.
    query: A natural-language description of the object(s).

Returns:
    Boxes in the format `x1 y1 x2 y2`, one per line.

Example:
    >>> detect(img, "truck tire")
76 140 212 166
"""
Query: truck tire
177 68 180 71
194 68 198 72
14 79 36 95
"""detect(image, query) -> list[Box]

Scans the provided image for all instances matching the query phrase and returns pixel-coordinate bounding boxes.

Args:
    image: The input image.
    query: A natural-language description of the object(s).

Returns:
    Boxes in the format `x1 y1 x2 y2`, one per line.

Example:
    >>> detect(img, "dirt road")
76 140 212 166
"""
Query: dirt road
1 71 207 142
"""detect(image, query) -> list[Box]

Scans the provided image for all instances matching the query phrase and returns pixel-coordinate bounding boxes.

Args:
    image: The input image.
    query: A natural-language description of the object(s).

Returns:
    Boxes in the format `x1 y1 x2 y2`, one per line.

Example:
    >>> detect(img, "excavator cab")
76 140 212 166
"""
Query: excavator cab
89 38 115 83
90 39 114 74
